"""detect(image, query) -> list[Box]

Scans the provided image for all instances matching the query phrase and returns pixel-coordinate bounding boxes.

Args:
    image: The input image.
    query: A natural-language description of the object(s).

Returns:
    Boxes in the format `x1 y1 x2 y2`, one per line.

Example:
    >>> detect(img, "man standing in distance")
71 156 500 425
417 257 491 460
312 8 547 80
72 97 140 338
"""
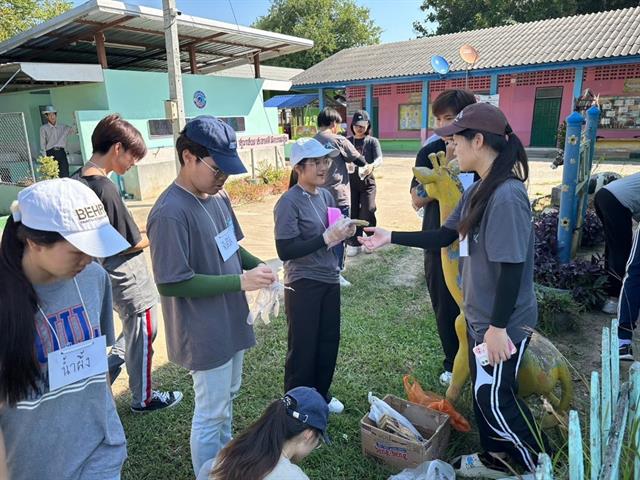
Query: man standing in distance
40 105 75 178
147 116 277 475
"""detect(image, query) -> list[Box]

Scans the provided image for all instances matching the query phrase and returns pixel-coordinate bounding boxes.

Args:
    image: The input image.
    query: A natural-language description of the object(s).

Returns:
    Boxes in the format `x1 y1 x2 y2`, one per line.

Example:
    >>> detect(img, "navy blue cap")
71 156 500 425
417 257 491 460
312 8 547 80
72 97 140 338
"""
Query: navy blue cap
184 116 247 175
283 387 330 444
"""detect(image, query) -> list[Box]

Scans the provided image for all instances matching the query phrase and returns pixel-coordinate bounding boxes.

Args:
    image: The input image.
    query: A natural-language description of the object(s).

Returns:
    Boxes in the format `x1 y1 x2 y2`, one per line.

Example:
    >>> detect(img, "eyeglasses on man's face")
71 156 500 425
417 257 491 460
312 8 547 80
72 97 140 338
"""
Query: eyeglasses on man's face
198 157 228 179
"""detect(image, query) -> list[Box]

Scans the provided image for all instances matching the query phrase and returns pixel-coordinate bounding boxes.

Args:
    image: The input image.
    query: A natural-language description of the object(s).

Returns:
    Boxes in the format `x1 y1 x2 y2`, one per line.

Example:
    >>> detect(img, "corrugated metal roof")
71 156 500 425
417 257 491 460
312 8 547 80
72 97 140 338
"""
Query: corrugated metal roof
0 0 313 73
0 62 104 93
293 7 640 87
208 65 304 81
264 93 317 108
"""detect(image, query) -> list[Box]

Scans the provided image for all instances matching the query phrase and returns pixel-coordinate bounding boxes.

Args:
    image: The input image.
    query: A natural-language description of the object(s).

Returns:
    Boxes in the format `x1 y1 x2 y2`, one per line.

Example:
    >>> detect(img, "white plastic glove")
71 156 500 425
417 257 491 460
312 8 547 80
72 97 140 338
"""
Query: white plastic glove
247 282 290 325
323 217 357 248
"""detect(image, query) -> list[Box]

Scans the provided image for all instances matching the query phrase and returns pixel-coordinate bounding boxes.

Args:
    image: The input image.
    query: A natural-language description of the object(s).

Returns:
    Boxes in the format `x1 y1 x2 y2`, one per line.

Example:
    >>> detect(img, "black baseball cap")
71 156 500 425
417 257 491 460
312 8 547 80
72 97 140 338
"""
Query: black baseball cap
184 116 247 175
352 110 370 126
434 102 509 137
283 387 330 444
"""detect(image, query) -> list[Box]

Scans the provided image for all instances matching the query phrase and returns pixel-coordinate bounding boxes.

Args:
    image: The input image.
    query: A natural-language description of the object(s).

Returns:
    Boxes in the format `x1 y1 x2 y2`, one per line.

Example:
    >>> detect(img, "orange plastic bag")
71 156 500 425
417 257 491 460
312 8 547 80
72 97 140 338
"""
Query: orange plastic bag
403 374 471 433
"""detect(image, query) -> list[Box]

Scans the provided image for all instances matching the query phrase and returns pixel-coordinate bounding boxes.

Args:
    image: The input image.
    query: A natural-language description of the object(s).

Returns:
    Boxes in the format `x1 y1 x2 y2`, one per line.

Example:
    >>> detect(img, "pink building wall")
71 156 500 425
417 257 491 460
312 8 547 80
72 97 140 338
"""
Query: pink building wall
345 62 640 145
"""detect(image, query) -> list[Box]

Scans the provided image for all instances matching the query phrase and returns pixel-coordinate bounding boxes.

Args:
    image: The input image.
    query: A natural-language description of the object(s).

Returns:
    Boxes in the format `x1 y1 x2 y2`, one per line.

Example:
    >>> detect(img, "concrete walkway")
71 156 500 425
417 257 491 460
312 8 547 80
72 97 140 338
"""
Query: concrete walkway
112 155 640 398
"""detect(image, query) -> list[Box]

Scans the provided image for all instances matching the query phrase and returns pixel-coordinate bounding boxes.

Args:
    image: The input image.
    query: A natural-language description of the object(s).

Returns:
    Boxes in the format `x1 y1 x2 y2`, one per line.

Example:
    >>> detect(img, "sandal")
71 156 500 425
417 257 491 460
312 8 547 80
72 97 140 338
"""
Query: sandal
451 452 511 479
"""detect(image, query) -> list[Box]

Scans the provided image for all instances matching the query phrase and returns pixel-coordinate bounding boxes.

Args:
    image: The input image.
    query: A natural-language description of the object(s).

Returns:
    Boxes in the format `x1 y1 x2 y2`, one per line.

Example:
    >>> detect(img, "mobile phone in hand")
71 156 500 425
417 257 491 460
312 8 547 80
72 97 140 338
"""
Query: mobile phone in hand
473 340 517 366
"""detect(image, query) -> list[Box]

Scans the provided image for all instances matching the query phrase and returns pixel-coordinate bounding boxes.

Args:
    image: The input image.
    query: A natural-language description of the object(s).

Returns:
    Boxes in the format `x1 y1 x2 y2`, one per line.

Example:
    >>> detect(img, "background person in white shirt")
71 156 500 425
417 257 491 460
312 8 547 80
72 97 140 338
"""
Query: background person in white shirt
39 105 74 178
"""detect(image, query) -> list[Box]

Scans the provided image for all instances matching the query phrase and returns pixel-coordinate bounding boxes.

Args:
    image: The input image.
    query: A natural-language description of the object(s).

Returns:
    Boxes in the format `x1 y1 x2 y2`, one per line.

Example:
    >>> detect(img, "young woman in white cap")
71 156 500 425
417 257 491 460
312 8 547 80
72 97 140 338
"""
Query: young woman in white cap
200 386 329 480
274 138 357 415
0 178 131 479
361 103 548 476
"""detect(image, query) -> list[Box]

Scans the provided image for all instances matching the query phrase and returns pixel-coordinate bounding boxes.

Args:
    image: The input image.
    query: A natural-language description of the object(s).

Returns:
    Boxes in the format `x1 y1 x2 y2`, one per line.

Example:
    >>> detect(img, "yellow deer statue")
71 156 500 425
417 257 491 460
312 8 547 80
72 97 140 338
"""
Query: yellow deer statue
414 151 572 424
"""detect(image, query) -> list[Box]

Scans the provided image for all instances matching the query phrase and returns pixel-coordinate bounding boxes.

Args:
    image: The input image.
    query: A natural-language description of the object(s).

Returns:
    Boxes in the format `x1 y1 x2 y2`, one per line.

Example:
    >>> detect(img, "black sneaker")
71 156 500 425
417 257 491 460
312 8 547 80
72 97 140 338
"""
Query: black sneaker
131 390 184 414
620 344 634 362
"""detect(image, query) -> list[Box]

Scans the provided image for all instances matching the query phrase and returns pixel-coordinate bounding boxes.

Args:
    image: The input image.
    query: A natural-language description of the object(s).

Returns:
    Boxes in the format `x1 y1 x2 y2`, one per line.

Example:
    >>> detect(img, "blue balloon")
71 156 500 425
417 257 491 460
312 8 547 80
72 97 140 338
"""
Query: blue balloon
431 55 450 75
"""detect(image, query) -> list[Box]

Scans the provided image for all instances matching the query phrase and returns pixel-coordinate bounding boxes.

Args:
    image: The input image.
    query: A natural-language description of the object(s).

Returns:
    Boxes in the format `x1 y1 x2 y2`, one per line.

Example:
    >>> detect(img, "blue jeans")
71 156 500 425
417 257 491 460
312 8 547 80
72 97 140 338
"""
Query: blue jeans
619 226 640 341
190 350 244 475
334 205 350 270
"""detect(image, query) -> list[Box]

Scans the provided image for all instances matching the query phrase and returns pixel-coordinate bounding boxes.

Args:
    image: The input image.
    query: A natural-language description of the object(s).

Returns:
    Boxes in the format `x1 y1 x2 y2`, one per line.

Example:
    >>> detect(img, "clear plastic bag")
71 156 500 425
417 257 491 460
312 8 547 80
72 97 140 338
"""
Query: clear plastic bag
387 460 455 480
367 392 423 442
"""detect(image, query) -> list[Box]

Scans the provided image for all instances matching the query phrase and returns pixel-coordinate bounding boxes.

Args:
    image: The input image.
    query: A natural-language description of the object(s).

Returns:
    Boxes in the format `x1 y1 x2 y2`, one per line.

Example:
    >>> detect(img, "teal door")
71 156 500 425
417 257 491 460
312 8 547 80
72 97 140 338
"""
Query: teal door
530 91 562 147
372 105 379 138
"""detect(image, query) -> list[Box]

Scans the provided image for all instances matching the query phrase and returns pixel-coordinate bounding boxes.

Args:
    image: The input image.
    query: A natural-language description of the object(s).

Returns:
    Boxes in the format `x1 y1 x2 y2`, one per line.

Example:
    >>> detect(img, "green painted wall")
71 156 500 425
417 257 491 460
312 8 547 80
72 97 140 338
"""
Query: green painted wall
102 69 278 136
0 185 23 215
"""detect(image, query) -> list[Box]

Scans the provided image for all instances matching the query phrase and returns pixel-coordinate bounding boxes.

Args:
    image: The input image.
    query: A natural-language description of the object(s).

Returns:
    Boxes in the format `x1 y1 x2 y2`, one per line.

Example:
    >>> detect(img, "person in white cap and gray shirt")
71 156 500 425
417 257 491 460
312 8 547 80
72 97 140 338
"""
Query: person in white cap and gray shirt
274 137 357 416
40 105 75 177
0 178 131 480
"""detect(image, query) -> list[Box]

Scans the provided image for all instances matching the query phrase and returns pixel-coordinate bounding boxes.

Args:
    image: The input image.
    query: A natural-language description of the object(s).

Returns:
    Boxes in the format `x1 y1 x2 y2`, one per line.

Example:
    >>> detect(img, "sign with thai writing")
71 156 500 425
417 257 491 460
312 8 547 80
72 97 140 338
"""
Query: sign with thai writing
237 134 289 149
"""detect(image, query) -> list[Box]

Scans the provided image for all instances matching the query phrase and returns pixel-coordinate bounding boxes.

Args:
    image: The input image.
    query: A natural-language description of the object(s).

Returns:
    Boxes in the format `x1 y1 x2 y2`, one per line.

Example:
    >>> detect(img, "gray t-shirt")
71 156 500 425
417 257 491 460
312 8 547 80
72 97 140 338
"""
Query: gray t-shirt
314 130 365 207
102 251 158 318
0 262 126 480
274 185 339 284
147 183 254 371
603 171 640 221
445 179 537 343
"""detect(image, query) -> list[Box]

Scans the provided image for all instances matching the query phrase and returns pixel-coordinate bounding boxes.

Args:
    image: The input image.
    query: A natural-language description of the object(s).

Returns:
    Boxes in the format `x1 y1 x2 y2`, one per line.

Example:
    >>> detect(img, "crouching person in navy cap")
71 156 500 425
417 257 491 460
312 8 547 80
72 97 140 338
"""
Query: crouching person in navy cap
199 386 330 480
147 116 277 475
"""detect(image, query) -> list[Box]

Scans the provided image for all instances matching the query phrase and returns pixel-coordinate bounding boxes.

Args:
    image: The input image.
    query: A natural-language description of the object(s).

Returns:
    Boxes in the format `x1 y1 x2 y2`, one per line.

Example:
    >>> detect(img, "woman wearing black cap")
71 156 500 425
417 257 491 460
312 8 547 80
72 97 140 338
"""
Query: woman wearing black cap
201 386 329 480
345 110 382 257
361 103 547 476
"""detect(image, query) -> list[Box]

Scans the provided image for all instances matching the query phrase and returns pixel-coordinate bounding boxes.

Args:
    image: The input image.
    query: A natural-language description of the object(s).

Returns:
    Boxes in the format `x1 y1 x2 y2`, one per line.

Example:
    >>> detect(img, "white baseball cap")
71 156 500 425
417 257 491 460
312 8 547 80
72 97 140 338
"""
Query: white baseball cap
11 178 130 258
290 137 338 166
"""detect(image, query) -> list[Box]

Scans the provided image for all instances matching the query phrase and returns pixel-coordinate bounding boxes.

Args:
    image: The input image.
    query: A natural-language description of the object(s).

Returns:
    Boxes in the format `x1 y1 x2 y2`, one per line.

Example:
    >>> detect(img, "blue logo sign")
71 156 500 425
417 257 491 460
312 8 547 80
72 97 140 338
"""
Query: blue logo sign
193 90 207 109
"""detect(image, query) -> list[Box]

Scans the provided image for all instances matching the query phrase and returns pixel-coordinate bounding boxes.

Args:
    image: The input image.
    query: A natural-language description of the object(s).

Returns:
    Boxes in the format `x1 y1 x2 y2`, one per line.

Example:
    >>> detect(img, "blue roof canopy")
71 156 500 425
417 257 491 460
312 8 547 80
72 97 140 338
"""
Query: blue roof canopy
264 93 317 109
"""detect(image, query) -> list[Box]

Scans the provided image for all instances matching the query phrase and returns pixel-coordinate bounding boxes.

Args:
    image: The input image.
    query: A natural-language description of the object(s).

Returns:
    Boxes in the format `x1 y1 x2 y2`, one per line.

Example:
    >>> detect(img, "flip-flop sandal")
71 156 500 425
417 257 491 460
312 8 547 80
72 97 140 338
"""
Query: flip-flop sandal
451 453 511 479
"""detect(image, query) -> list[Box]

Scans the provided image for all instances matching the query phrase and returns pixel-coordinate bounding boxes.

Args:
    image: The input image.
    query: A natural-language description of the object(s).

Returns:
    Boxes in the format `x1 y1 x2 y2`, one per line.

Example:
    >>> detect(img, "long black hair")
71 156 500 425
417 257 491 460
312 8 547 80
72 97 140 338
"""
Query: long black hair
0 216 63 406
211 398 318 480
457 127 528 238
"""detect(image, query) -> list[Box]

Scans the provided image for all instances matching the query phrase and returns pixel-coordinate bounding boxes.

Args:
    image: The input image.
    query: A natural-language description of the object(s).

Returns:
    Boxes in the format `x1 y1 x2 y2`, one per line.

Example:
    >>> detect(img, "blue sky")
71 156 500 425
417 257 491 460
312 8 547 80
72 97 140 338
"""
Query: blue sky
73 0 431 43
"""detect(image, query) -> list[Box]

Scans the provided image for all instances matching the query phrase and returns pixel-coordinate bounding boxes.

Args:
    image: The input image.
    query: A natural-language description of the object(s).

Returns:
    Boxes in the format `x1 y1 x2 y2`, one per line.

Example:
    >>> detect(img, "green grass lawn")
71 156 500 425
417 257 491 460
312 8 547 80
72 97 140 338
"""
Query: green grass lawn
116 247 478 479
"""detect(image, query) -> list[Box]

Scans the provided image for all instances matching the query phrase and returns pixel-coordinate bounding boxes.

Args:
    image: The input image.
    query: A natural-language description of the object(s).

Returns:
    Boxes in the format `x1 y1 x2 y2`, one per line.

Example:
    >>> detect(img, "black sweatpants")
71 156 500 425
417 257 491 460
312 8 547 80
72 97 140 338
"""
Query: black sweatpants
284 278 341 402
594 188 633 296
347 172 377 246
469 334 546 472
46 148 69 178
425 251 460 372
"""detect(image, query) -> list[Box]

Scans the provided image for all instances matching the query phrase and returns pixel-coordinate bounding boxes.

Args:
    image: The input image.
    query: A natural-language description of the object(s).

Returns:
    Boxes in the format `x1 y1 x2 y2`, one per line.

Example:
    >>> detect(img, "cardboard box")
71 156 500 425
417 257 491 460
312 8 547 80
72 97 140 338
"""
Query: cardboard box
360 394 451 470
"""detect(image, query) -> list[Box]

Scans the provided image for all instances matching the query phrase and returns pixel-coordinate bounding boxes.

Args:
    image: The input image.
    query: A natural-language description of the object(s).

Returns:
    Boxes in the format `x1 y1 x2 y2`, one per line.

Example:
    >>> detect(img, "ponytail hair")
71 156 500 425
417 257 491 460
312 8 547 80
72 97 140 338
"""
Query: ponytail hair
457 126 528 238
0 217 63 405
211 398 317 480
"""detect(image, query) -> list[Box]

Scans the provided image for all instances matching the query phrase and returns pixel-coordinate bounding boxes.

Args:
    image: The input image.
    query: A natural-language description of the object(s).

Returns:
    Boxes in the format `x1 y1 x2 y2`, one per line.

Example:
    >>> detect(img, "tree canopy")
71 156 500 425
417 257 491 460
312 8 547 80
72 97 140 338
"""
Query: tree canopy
0 0 71 42
253 0 381 70
413 0 639 37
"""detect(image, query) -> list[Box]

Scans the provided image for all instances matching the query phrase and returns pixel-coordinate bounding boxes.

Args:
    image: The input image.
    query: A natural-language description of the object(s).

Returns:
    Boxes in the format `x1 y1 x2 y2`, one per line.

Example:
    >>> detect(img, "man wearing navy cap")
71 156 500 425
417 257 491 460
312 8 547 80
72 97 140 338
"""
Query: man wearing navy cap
147 116 277 475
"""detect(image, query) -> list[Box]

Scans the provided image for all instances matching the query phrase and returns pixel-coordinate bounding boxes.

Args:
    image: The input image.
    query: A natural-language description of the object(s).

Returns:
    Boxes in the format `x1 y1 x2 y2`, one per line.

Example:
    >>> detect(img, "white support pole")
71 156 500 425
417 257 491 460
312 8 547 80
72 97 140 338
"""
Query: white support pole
163 0 186 172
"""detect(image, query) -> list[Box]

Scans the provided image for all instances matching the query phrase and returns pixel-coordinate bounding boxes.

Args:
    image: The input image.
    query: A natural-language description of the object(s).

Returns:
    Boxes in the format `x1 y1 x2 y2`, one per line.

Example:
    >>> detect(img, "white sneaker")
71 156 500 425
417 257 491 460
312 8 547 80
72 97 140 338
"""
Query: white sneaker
346 245 361 257
339 275 352 288
439 371 453 387
602 297 619 314
328 396 344 414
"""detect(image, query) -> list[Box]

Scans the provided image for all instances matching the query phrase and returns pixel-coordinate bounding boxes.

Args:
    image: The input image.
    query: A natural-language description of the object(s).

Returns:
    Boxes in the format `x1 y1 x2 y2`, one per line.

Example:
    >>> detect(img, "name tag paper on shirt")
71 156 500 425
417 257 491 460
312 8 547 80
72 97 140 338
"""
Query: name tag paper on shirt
459 235 469 257
48 335 108 391
216 224 239 262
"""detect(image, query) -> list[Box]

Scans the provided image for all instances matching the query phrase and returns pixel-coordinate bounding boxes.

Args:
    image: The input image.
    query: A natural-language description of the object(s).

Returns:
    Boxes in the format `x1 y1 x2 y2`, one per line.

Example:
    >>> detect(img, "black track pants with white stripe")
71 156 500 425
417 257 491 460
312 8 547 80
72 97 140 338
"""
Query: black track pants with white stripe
469 334 547 472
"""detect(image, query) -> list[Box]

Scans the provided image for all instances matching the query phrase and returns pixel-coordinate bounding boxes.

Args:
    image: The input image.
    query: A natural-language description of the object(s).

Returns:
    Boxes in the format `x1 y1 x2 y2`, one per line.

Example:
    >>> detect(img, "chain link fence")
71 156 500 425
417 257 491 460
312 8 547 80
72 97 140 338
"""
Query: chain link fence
0 112 35 186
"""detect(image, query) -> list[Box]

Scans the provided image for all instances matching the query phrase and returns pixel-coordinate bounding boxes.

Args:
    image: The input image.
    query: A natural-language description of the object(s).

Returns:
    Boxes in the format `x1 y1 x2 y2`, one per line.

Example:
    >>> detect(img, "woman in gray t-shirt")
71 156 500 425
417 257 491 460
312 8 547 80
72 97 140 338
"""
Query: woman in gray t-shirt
361 103 547 475
0 179 129 479
274 138 356 414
